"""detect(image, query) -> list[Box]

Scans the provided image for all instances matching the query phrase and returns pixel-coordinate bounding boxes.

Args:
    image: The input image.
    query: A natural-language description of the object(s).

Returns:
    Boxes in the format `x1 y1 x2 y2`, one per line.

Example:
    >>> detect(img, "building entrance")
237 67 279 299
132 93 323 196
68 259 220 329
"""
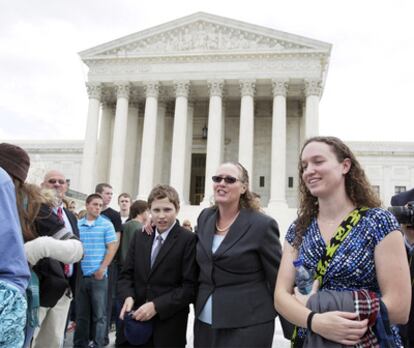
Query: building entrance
190 153 206 205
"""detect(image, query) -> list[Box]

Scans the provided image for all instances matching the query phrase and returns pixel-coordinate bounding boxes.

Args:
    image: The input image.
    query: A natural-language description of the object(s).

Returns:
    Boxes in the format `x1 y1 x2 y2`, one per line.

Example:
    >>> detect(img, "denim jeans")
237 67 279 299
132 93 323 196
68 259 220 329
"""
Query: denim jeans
74 277 108 348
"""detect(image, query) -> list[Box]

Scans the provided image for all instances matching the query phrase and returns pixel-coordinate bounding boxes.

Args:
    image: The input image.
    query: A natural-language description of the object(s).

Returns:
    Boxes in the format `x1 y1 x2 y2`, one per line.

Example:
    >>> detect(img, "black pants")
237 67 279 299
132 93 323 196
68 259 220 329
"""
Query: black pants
194 319 274 348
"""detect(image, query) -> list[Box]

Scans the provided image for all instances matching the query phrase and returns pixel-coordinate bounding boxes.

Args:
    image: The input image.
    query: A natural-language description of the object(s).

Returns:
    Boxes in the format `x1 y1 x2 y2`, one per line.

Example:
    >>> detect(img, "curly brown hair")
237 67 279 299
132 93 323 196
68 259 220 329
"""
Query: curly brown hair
213 162 261 212
293 136 381 248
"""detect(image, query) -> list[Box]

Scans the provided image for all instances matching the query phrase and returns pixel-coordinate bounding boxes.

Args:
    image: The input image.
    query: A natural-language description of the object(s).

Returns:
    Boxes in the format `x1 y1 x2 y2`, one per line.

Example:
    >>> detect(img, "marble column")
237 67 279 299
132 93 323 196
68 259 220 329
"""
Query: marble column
269 79 288 208
184 102 194 204
238 79 255 187
153 101 166 185
108 82 130 194
201 80 224 206
304 79 322 139
96 101 114 184
80 82 101 194
170 80 190 204
137 82 159 200
123 102 139 196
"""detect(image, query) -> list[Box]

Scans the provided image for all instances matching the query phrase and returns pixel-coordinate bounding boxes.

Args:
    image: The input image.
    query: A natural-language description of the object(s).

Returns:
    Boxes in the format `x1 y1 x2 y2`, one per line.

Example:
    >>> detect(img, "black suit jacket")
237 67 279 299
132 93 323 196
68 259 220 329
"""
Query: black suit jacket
195 207 282 329
118 222 197 347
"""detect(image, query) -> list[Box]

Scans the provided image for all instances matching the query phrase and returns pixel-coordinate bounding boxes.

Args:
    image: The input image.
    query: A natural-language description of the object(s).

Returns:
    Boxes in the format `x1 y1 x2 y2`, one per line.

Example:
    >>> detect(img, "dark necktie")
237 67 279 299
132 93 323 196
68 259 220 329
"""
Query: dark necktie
150 235 163 268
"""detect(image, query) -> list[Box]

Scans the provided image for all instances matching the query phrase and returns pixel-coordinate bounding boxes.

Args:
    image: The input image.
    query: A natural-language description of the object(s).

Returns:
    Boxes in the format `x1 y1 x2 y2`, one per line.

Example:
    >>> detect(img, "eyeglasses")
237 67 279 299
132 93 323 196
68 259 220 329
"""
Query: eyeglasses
48 179 66 185
212 175 239 184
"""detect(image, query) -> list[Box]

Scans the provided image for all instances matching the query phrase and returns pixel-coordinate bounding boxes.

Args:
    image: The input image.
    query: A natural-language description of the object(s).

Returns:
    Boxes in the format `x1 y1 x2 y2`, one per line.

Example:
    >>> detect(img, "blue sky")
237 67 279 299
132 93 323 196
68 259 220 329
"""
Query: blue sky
1 0 413 142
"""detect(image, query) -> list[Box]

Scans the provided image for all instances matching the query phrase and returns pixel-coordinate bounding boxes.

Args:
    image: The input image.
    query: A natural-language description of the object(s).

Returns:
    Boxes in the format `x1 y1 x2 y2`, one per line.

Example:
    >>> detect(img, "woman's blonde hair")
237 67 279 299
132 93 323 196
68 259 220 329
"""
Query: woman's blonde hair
293 136 381 248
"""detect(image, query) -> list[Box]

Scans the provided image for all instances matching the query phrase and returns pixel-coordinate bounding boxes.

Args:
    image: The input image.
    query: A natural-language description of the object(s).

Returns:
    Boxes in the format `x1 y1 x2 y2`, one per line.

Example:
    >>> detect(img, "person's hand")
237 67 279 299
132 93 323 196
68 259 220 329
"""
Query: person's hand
312 311 368 345
142 218 154 236
132 301 157 321
293 279 319 306
120 297 134 320
93 268 105 280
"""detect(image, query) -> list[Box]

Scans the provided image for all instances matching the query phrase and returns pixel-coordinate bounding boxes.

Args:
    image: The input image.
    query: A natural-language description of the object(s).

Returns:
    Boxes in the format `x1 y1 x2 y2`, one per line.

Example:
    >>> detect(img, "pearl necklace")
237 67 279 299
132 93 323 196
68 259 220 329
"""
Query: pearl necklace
215 212 240 233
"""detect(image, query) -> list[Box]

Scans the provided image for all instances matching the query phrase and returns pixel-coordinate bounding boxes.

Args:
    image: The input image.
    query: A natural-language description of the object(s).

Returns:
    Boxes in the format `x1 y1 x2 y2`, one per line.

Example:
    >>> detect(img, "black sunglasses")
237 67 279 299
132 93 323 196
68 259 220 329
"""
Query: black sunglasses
212 175 239 184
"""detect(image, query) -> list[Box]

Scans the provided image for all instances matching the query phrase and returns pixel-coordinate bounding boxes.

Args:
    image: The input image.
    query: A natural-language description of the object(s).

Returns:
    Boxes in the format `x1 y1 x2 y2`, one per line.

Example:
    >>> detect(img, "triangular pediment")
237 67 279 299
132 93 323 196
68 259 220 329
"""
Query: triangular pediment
80 12 331 60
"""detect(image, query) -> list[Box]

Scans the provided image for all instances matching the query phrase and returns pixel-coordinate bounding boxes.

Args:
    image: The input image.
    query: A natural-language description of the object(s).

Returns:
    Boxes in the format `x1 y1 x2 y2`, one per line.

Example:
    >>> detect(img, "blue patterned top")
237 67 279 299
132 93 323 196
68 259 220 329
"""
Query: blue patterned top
286 208 402 343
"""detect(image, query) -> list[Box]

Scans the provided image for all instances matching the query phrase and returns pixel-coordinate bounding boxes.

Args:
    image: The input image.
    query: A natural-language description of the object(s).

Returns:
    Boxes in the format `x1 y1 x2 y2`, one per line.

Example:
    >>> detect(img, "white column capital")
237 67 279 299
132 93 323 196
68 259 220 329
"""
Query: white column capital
239 79 256 97
304 79 322 97
115 82 130 99
174 80 191 98
144 81 160 98
85 82 102 100
272 79 289 97
207 79 224 97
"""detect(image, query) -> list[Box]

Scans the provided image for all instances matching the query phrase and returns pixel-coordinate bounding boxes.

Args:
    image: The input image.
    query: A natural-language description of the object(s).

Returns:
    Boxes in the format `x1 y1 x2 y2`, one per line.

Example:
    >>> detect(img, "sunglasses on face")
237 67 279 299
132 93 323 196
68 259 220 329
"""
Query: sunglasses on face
212 175 239 184
48 179 66 185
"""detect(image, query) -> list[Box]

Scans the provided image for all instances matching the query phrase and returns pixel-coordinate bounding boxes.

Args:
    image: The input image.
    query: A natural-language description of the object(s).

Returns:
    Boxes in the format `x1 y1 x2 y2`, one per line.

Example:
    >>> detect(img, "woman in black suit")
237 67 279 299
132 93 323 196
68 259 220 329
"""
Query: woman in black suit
194 162 282 348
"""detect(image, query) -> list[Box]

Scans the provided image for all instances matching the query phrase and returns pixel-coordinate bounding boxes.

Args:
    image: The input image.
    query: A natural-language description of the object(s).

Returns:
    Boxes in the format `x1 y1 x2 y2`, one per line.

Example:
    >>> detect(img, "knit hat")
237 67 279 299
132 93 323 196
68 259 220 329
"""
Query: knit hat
124 313 153 346
0 143 30 182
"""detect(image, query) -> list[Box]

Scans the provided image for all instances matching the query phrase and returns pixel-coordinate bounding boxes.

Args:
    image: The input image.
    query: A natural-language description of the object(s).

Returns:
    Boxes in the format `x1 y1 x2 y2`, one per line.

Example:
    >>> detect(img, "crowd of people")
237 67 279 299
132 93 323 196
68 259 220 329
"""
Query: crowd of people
0 136 413 348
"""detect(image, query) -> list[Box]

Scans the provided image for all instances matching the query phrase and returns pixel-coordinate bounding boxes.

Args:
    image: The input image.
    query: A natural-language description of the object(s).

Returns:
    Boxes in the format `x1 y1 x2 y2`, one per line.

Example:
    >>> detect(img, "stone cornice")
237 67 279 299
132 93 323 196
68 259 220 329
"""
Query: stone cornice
83 51 328 66
85 82 102 99
174 80 191 98
272 79 288 97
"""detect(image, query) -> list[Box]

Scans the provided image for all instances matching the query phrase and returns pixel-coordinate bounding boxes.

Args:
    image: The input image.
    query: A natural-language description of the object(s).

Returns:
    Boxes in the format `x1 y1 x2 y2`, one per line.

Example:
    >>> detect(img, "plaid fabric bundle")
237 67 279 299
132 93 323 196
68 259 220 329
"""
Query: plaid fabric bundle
353 289 380 348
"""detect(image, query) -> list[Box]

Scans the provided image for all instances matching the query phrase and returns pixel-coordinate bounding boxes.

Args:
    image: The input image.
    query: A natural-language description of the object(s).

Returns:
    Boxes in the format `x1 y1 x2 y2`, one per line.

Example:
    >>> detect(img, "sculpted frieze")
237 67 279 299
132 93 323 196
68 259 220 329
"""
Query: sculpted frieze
101 21 311 56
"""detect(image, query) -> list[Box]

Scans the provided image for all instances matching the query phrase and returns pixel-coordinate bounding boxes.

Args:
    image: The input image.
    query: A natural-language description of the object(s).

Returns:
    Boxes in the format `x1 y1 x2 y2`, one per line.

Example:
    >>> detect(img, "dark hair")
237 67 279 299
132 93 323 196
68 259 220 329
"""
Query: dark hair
95 183 112 194
293 136 381 248
129 200 148 219
214 162 261 211
118 192 131 203
86 193 103 205
148 185 180 211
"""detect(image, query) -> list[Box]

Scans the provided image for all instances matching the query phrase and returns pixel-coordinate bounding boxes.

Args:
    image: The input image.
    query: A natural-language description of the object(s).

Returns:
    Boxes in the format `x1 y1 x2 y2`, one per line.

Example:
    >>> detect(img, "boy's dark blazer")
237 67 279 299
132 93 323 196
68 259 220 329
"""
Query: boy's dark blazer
118 221 197 347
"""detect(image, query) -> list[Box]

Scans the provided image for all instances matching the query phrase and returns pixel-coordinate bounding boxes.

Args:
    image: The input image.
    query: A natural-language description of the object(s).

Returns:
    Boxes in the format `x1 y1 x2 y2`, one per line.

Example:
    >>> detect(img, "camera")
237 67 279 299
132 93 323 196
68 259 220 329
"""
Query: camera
388 201 414 226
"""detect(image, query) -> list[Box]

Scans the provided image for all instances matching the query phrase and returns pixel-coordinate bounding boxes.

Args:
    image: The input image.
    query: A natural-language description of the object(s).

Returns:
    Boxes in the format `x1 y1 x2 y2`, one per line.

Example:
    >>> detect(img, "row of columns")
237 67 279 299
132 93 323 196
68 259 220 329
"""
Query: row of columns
79 79 322 205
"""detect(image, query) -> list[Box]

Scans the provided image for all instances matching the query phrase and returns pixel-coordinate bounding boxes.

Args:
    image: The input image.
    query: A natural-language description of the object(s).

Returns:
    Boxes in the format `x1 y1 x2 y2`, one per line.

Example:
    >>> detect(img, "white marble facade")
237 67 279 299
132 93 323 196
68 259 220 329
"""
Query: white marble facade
12 13 414 235
77 12 331 214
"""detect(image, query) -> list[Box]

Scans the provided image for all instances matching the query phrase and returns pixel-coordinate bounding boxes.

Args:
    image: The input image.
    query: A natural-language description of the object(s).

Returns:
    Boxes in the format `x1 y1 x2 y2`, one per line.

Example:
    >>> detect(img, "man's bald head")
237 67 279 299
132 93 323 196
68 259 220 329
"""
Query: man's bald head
41 170 68 202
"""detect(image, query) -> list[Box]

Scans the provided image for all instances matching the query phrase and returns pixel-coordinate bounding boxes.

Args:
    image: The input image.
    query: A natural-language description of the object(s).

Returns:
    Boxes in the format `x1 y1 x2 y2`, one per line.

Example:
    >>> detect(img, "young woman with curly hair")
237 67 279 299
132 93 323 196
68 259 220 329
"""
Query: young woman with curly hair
274 136 411 347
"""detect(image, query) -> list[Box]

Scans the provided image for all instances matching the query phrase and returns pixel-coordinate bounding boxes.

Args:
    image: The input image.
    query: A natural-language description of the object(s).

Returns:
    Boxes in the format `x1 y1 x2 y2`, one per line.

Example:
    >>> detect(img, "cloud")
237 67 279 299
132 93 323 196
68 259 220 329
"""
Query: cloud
0 0 413 141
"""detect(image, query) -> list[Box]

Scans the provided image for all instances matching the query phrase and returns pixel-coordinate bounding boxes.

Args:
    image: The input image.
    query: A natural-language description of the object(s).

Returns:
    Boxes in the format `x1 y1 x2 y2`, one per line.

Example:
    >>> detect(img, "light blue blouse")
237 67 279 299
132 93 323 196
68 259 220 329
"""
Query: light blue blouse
198 233 225 324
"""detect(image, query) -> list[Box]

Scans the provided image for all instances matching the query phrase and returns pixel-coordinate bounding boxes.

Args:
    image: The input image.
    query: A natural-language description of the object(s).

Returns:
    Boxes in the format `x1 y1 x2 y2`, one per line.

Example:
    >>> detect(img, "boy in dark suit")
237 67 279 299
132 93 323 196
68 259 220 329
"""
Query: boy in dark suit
117 184 197 347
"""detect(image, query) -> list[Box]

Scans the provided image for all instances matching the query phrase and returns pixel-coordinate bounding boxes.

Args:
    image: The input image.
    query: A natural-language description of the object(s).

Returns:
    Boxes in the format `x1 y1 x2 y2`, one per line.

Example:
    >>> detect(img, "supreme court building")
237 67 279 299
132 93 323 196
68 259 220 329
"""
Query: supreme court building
77 12 331 217
14 13 414 233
